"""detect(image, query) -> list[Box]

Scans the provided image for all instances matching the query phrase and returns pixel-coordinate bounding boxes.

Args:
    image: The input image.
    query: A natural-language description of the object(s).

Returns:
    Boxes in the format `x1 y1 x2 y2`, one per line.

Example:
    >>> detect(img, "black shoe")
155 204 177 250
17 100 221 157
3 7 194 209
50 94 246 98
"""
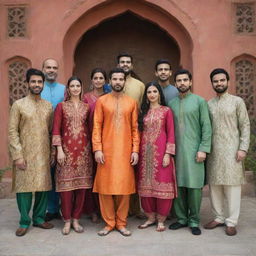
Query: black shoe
169 222 188 230
190 227 201 235
45 212 61 222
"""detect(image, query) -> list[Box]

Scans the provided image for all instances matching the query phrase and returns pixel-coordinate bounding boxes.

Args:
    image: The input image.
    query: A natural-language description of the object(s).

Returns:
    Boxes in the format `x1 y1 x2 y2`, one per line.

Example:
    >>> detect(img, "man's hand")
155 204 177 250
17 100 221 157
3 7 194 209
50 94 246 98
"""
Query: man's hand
196 151 206 163
15 158 26 170
236 150 247 162
130 152 139 166
95 150 105 164
163 153 171 167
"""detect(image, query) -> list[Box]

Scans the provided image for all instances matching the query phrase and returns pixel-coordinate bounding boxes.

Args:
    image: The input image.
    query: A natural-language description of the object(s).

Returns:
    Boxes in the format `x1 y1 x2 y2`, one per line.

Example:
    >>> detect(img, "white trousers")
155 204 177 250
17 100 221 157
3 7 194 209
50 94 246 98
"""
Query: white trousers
209 185 241 227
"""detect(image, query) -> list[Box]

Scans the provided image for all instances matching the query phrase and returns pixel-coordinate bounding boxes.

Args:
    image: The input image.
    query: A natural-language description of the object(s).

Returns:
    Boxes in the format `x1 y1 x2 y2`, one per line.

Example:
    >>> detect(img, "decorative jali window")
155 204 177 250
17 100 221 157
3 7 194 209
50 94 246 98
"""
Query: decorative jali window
235 3 255 33
235 59 255 117
7 7 27 38
9 61 28 105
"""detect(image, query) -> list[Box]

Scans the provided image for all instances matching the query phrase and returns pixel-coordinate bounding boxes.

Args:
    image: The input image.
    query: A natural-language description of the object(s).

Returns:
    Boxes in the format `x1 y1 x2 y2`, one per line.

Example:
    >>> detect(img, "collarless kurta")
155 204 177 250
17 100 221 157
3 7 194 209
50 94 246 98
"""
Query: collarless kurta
207 93 250 185
169 93 212 188
92 93 140 195
8 95 53 192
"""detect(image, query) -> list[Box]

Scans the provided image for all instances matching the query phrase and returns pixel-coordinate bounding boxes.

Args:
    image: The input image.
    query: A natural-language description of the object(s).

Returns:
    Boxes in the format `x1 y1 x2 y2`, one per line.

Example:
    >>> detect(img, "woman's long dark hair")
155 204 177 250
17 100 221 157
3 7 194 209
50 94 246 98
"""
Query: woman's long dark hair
138 81 166 131
65 76 83 101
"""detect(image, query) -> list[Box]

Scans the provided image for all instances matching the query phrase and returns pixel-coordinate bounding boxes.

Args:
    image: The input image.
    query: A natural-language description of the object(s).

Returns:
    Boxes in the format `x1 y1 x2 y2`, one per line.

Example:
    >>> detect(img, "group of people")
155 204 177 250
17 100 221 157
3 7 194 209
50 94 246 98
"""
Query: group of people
8 53 250 238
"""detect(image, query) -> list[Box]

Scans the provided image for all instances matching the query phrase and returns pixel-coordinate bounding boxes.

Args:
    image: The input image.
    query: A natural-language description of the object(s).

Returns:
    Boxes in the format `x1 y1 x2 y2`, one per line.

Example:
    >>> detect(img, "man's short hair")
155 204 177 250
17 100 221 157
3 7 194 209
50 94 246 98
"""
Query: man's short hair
210 68 230 82
116 53 133 64
26 68 45 83
174 69 192 82
155 59 172 71
109 68 126 80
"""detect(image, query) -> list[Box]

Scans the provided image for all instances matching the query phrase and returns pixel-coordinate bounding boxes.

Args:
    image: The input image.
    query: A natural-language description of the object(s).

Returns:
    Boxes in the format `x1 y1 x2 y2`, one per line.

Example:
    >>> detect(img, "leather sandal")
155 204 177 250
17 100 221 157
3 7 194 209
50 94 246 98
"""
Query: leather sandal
118 227 131 236
97 228 112 236
62 222 71 235
156 222 166 232
72 220 84 233
138 220 156 229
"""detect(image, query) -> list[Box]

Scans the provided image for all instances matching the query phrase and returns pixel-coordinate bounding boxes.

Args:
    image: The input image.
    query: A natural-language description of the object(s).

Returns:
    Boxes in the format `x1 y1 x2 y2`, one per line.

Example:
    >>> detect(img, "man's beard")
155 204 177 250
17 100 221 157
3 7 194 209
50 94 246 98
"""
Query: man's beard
29 86 43 95
177 85 191 93
45 73 57 82
213 86 228 93
111 84 124 92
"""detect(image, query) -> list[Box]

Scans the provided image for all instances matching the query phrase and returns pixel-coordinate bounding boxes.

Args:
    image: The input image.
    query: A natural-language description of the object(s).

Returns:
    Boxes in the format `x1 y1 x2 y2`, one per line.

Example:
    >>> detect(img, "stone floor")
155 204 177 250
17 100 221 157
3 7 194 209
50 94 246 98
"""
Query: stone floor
0 197 255 256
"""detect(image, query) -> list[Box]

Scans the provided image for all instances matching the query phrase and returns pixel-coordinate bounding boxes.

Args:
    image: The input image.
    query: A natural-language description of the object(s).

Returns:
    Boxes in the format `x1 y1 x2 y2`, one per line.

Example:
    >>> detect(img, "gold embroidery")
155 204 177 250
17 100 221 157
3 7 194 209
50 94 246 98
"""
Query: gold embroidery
139 107 176 199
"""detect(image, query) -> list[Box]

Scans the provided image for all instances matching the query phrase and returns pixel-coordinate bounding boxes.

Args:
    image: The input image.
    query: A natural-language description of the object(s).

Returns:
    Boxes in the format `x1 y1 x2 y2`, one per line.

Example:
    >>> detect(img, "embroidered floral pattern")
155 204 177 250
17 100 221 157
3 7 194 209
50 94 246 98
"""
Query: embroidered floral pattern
138 106 177 199
52 101 93 192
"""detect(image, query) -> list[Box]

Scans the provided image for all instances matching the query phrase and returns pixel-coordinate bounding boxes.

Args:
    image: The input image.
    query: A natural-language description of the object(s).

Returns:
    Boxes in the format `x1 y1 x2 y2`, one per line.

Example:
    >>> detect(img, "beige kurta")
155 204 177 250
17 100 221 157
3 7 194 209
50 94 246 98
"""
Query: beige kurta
207 93 250 185
123 75 145 107
8 94 53 192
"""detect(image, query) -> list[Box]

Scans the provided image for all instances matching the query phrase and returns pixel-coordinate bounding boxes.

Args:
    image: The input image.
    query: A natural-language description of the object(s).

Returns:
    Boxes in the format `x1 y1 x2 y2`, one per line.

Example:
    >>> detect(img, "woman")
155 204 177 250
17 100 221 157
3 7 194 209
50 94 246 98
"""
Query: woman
137 81 177 232
82 68 107 223
52 76 93 235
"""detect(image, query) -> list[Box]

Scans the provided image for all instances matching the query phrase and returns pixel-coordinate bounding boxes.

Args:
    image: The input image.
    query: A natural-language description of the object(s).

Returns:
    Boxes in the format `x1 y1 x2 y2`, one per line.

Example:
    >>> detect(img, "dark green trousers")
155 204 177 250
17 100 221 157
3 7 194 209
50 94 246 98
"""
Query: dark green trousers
173 187 202 227
16 192 48 228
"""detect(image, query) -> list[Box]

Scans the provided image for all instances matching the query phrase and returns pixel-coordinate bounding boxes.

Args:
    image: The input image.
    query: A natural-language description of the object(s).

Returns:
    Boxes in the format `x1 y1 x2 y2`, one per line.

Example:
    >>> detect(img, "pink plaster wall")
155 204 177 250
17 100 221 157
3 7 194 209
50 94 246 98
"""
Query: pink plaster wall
0 0 255 170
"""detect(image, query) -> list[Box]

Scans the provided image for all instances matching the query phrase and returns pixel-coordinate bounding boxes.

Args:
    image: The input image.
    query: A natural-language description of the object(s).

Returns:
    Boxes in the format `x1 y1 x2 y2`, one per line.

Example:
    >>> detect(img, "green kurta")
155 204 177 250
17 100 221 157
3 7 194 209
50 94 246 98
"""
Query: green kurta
169 93 212 188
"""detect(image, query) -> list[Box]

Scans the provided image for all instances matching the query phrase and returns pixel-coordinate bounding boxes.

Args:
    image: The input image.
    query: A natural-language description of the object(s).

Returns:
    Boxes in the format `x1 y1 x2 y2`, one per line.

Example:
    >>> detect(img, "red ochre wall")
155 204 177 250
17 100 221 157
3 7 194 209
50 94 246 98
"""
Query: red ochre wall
0 0 255 173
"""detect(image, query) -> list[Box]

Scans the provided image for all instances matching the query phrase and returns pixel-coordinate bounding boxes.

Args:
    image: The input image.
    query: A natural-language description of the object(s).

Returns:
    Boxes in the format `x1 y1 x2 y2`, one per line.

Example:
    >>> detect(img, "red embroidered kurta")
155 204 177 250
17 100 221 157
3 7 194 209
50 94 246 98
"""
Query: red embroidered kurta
52 101 93 192
138 106 177 199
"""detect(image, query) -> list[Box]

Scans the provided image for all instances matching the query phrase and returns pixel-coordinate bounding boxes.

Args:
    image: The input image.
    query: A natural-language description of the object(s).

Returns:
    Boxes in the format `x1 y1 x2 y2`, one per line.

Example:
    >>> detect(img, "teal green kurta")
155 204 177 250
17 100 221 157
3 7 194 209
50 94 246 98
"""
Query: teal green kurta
169 93 212 188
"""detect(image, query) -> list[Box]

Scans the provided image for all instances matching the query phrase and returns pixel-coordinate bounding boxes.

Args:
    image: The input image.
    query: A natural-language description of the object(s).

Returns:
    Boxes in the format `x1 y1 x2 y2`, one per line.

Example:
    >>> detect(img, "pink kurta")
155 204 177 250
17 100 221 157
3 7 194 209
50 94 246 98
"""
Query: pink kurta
52 101 93 192
138 106 177 199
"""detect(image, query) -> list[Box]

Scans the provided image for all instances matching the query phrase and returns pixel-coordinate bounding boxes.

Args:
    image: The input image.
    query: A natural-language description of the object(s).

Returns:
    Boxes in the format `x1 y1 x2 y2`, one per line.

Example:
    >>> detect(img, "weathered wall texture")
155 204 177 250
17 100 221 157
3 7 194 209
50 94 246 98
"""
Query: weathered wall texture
0 0 255 171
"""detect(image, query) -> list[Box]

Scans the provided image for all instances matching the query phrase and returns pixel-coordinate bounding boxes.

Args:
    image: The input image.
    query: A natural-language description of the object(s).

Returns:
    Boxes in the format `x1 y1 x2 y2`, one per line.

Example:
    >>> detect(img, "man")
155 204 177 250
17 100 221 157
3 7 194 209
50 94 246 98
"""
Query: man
9 68 54 236
41 58 65 221
204 68 250 236
168 69 212 235
117 53 145 217
117 53 145 107
155 59 179 104
92 68 140 236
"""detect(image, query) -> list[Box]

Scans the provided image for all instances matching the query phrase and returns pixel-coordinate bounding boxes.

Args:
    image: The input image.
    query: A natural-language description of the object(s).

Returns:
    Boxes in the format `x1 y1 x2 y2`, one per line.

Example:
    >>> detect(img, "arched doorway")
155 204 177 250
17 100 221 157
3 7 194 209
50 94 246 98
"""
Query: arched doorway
74 12 180 91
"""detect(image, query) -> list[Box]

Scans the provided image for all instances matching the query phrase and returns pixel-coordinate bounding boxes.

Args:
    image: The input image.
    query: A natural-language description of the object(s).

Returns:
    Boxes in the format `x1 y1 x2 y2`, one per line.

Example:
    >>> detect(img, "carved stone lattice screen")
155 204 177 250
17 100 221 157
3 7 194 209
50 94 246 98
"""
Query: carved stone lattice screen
235 3 255 33
7 7 26 38
235 60 255 123
9 62 28 105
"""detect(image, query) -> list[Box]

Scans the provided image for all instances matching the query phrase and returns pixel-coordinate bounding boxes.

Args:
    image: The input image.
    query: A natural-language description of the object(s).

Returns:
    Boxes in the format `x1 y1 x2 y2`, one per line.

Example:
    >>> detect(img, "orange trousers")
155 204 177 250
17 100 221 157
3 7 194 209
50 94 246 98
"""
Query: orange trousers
99 194 130 230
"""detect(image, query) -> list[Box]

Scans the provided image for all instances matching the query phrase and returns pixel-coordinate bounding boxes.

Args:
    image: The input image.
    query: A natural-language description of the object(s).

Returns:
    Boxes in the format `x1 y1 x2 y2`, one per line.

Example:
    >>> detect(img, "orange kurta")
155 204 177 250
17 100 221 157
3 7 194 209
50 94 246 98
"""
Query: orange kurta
92 93 140 195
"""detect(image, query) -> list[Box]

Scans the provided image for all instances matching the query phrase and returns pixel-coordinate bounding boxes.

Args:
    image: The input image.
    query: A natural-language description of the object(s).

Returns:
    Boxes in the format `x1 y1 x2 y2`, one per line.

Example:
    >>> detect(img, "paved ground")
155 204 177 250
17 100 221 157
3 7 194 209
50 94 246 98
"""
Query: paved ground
0 197 255 256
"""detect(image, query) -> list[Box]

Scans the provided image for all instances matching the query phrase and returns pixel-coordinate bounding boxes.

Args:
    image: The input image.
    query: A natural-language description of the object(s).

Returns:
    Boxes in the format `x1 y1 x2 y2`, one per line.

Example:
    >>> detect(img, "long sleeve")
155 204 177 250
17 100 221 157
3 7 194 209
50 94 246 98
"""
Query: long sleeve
131 101 140 153
8 102 23 161
237 99 250 151
52 103 63 146
198 100 212 153
165 108 175 155
92 100 104 152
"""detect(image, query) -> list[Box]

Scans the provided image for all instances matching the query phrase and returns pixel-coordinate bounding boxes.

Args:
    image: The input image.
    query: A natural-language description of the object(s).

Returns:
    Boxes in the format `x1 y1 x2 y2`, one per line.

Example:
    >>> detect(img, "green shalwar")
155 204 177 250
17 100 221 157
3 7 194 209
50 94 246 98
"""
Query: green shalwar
169 93 212 227
8 94 52 228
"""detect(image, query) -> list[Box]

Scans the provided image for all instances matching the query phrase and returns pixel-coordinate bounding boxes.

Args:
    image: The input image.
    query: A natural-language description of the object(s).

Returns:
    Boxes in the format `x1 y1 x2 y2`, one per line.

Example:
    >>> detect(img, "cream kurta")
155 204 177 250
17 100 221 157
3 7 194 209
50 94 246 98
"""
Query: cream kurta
9 95 52 192
207 93 250 185
123 75 145 107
